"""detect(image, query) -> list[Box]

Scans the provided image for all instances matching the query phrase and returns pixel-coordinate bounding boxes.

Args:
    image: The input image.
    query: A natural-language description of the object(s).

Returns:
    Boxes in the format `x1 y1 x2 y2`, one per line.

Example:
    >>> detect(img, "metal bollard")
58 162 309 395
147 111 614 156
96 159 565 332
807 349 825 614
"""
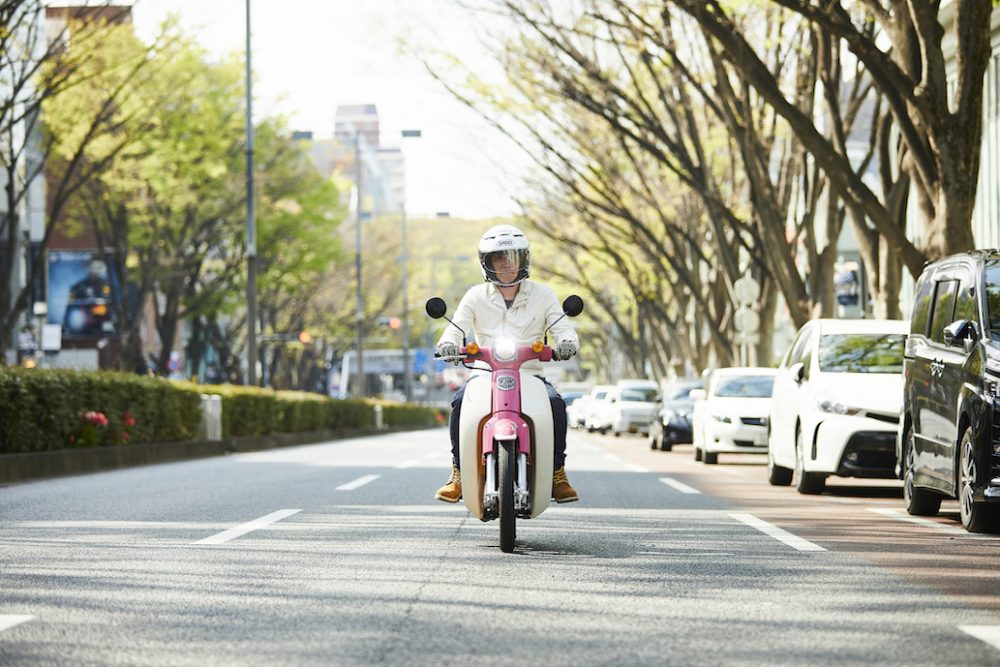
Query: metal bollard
200 394 223 441
374 404 384 430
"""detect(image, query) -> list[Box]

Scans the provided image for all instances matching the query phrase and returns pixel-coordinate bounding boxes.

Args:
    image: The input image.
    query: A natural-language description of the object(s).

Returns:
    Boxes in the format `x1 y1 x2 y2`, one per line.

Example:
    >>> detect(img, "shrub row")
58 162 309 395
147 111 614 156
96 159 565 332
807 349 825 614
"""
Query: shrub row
0 367 446 453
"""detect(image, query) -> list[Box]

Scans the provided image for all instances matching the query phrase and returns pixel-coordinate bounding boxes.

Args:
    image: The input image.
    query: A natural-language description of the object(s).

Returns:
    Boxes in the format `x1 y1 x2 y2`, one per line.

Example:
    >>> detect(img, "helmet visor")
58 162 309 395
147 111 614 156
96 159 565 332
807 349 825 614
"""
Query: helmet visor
486 250 522 273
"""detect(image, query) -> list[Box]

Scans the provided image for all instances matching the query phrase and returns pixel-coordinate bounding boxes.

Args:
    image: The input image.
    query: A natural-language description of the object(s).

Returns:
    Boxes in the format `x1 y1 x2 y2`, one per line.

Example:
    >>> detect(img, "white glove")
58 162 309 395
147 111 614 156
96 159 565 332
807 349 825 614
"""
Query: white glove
555 339 577 360
436 342 461 365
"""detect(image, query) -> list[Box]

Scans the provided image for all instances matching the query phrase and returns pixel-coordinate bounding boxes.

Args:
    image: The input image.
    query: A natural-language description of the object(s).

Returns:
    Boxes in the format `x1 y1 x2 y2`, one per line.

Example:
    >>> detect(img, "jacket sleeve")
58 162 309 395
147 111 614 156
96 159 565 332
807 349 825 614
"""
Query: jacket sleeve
436 287 476 348
543 286 579 346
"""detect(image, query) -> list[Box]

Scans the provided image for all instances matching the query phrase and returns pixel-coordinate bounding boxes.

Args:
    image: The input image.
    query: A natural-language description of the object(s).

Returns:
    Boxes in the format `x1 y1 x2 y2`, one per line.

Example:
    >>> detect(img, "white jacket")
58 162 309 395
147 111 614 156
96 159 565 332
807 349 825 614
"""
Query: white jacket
437 280 579 374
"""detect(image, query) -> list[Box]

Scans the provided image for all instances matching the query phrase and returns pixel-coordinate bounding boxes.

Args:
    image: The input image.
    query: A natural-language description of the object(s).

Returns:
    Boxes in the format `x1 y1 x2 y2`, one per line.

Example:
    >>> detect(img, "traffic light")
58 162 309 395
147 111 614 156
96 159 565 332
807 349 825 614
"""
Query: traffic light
388 317 401 330
298 330 313 344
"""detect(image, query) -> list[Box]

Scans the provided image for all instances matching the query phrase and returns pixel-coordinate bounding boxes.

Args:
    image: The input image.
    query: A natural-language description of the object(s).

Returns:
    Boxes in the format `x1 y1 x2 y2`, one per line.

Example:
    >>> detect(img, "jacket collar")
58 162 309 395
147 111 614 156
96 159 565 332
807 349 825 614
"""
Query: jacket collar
487 279 534 308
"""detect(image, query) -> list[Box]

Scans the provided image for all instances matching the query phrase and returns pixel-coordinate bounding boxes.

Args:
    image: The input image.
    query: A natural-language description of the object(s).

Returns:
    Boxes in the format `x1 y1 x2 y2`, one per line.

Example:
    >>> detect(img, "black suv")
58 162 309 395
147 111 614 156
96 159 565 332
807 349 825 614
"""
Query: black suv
899 250 1000 532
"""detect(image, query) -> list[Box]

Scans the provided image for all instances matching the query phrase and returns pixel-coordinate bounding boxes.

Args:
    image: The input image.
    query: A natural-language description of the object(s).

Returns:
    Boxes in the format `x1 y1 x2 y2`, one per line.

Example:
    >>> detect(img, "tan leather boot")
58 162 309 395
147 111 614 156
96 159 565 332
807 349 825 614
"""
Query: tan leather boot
435 466 462 503
552 467 579 503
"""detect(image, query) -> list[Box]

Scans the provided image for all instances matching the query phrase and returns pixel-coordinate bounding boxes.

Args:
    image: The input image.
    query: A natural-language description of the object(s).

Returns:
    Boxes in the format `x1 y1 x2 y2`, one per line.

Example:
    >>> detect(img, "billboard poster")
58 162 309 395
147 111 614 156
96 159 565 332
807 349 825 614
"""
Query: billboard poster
47 250 121 338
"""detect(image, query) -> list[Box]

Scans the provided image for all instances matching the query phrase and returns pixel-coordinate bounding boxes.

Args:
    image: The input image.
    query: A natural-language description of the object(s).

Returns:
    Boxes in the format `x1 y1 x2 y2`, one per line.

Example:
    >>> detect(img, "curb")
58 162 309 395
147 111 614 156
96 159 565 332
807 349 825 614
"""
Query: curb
0 424 440 486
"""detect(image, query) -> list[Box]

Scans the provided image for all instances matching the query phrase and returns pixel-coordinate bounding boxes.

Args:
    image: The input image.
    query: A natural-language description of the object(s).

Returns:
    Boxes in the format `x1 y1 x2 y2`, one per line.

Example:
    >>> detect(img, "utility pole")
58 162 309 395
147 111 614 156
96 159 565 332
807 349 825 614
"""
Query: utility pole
245 0 257 386
400 129 421 403
354 131 364 397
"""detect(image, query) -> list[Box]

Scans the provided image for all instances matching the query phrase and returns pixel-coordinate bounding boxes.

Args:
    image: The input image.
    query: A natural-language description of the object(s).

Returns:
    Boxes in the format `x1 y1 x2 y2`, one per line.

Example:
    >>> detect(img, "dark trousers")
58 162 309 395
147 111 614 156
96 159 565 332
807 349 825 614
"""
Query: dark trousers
449 376 567 470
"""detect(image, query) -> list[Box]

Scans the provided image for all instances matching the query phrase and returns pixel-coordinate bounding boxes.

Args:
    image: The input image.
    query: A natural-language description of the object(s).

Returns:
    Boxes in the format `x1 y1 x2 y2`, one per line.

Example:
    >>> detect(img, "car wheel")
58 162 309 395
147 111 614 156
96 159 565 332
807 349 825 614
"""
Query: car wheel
613 430 621 437
958 427 1000 533
767 448 792 486
794 428 825 495
694 446 703 462
902 424 941 516
661 440 673 452
703 451 718 465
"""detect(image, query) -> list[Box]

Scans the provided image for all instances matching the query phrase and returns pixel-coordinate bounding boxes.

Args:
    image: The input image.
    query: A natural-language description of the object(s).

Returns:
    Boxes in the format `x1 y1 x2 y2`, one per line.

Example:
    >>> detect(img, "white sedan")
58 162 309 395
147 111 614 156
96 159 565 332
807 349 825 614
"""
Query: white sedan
692 368 777 465
766 318 907 494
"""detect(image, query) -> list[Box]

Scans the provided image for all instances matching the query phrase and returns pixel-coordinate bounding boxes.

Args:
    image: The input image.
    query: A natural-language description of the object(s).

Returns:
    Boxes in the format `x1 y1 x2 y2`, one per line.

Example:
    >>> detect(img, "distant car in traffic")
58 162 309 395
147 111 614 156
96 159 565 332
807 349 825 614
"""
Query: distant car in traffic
649 378 705 451
583 384 616 433
767 318 908 494
604 379 660 437
692 368 776 464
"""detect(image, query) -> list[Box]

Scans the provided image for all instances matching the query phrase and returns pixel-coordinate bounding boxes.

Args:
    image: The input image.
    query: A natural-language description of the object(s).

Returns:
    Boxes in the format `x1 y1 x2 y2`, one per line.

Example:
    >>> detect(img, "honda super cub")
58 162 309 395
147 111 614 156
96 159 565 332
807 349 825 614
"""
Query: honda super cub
426 294 584 553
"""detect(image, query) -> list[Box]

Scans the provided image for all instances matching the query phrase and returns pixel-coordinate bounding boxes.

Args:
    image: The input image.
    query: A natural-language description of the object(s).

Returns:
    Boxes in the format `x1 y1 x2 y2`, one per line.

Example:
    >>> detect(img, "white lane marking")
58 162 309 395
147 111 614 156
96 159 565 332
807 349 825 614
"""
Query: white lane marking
0 615 34 633
336 474 381 491
625 463 650 473
603 453 623 463
659 477 701 494
395 460 419 469
959 626 1000 651
867 508 974 536
423 451 441 459
194 509 301 546
729 513 826 552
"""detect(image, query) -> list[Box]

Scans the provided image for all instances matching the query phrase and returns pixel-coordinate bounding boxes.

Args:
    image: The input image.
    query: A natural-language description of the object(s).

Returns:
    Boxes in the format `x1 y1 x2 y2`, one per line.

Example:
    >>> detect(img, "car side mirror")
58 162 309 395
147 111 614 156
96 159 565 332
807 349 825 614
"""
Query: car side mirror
943 319 976 351
690 389 706 401
790 362 805 384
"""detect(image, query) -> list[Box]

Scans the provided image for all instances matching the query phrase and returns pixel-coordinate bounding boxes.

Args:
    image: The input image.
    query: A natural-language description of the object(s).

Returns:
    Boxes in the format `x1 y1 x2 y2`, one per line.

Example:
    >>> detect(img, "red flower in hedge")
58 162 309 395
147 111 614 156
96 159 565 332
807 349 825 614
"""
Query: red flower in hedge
122 412 136 428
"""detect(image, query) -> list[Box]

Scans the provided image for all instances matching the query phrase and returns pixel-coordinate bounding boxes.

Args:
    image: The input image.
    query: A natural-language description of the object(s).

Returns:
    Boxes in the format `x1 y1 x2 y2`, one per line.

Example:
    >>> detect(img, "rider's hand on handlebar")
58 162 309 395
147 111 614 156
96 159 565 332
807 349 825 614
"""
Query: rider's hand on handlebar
435 342 462 365
554 339 577 361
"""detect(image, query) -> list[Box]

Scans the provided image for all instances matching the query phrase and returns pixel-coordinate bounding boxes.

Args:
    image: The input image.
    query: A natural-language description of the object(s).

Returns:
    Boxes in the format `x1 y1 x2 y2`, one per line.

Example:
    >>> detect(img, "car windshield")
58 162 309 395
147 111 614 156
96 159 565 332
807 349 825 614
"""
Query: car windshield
594 391 608 400
817 333 905 373
621 388 658 402
986 260 1000 340
669 384 703 401
714 375 774 398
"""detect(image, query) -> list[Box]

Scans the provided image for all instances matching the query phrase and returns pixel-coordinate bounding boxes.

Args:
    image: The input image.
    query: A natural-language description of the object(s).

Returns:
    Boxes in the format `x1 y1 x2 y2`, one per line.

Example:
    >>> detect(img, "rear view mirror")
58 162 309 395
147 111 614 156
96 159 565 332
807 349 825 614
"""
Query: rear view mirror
425 297 447 319
562 295 584 317
943 319 977 352
790 362 805 384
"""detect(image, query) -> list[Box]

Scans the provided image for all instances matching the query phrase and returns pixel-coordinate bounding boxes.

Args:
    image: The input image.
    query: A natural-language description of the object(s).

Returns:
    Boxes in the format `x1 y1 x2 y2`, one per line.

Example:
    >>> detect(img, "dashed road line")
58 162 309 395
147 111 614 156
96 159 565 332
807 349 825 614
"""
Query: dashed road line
867 508 975 537
395 460 419 469
0 615 34 633
423 451 441 460
729 513 826 552
336 474 381 491
959 626 1000 652
659 477 701 494
603 452 623 463
624 463 650 473
193 509 301 546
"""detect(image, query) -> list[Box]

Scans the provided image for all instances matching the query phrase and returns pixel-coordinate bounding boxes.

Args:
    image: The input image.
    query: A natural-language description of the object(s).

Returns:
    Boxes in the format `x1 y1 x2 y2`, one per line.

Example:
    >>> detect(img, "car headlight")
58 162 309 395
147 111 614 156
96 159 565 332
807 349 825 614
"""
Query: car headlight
712 414 732 423
494 338 517 361
817 397 862 415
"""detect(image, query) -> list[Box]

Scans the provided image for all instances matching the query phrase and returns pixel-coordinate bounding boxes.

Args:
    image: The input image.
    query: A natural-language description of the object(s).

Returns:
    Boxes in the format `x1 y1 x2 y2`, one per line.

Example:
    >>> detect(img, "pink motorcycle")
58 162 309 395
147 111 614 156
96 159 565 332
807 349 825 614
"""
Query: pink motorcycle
426 295 584 553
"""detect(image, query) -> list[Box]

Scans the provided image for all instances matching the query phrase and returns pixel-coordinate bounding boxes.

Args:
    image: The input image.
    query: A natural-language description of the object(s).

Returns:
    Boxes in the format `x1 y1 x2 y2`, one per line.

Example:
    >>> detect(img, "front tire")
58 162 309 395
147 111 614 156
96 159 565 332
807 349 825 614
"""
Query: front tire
703 451 718 465
694 446 703 462
794 428 825 495
767 448 793 486
499 440 516 552
959 427 999 533
903 424 941 516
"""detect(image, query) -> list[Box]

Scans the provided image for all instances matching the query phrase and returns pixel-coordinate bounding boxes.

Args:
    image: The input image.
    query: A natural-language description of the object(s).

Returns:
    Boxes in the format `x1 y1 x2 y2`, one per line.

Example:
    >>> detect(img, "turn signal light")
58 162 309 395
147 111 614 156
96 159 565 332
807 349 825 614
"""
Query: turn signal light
466 342 480 355
531 341 544 353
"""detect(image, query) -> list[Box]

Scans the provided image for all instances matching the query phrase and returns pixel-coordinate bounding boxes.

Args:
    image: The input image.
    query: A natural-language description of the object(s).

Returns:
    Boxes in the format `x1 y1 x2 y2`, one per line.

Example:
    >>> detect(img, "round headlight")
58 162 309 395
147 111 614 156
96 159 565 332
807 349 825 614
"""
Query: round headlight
494 338 517 361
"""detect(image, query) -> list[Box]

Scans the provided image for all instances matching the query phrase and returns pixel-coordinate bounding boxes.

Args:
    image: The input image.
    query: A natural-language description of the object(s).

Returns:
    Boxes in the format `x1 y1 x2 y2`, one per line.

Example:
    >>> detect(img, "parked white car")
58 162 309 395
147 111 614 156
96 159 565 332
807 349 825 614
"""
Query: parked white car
583 384 616 433
767 318 908 494
566 393 592 430
692 367 777 464
604 379 660 437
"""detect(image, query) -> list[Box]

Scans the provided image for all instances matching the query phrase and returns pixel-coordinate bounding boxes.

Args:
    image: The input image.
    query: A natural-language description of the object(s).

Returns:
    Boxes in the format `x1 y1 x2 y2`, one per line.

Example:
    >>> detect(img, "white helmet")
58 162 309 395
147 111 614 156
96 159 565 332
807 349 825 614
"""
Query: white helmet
478 225 530 287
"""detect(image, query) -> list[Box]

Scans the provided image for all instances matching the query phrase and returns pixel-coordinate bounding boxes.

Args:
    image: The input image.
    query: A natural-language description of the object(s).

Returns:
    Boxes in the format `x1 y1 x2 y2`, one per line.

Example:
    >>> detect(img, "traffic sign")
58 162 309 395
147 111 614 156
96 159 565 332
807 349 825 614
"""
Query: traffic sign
734 305 760 335
733 276 760 305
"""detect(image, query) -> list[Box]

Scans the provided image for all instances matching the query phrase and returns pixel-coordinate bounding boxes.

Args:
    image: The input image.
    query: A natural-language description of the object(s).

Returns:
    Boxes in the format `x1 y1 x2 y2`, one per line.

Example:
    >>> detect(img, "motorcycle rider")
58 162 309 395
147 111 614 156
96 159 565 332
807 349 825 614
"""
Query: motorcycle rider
434 225 579 504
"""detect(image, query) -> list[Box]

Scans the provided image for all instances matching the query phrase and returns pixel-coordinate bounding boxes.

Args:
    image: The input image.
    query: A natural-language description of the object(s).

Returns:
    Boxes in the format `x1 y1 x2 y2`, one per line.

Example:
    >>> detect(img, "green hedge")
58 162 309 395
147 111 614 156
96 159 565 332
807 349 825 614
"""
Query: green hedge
0 367 202 453
0 367 447 453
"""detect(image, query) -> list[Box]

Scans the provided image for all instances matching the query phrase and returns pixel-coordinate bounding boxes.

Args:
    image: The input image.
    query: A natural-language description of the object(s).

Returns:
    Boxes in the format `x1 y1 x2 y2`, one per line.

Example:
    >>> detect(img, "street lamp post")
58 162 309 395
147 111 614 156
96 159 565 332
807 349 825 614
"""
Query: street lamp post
400 129 421 403
353 131 364 397
244 0 257 386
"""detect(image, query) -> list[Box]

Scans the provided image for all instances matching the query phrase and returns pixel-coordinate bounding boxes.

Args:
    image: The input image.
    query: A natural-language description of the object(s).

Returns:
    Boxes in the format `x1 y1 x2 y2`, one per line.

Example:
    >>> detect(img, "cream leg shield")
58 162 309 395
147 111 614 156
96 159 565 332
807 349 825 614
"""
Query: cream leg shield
520 373 554 518
459 375 492 519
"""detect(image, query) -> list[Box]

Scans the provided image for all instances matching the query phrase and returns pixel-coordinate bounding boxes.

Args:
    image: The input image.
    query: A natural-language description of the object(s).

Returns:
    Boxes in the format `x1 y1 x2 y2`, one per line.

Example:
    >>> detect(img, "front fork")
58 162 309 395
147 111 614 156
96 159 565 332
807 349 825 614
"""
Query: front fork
483 449 531 515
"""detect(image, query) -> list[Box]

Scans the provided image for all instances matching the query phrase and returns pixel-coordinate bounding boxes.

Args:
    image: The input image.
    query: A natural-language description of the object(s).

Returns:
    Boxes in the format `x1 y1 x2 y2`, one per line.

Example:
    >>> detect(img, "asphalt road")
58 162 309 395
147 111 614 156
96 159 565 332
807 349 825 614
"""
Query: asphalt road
2 428 1000 666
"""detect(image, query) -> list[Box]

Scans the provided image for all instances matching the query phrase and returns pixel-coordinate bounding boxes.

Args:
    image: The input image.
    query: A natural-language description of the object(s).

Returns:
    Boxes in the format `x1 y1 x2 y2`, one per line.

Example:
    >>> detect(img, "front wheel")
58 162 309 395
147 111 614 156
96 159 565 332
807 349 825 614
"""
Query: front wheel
794 428 825 495
499 440 516 552
767 448 793 486
959 427 999 533
903 424 941 516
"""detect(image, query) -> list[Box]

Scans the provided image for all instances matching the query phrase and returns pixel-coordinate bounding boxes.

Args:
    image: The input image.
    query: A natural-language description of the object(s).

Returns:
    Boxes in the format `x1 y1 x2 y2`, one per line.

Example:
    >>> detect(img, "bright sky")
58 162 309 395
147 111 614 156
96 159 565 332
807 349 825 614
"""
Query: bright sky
131 0 524 219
